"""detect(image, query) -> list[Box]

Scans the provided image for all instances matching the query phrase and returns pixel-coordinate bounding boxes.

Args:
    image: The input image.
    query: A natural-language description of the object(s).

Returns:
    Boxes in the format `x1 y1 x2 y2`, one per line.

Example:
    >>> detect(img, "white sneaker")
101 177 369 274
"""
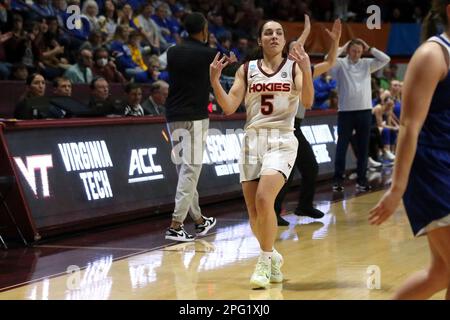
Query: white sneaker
348 172 357 180
271 250 283 283
165 225 195 242
195 216 217 236
384 150 395 161
250 257 271 288
368 157 382 168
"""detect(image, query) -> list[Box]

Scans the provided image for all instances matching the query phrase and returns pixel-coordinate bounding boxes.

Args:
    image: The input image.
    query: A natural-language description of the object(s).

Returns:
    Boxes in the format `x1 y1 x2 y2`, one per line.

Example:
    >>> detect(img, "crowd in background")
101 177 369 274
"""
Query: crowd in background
0 0 419 119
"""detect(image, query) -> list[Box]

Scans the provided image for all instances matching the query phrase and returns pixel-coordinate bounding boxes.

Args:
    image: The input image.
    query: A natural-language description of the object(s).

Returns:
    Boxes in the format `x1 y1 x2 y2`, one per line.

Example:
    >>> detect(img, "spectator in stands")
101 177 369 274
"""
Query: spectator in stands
142 79 169 116
5 16 40 73
373 90 398 162
274 0 295 21
151 3 178 46
222 3 237 30
0 30 12 79
0 0 10 32
88 76 121 116
313 72 337 109
52 76 72 96
10 63 28 81
14 73 46 119
331 38 391 192
379 64 398 90
133 2 162 54
80 31 105 53
412 5 425 23
123 82 148 116
117 3 139 31
45 16 69 48
371 75 382 106
217 33 232 55
35 23 70 80
110 25 149 80
208 11 228 40
231 36 249 63
390 79 402 119
64 48 94 84
169 1 187 27
333 0 356 21
50 0 67 27
92 47 126 83
126 0 147 11
132 55 160 83
128 30 151 71
207 32 218 50
235 1 265 39
82 0 100 33
98 0 118 40
31 0 54 19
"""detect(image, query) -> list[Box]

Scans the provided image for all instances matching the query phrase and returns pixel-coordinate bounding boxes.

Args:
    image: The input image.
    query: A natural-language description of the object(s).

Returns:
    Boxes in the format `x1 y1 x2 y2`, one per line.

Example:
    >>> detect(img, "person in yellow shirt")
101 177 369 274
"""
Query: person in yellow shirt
127 30 151 72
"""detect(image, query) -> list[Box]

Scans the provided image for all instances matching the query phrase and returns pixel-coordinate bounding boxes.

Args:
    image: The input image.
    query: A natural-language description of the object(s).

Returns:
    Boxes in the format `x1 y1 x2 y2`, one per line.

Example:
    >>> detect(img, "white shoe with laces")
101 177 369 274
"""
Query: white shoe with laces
195 216 217 237
271 250 283 283
250 257 271 289
165 225 195 242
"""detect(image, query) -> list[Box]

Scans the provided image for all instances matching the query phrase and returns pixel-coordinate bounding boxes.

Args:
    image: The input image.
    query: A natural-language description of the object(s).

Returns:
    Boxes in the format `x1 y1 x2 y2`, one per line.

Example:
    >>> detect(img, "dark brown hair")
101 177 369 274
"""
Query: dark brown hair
422 0 450 42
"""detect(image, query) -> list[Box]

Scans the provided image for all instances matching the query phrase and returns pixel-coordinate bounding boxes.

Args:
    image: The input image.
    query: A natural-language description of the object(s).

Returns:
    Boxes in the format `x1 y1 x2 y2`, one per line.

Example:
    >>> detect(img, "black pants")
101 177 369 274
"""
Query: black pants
334 110 372 185
275 118 319 214
350 125 382 163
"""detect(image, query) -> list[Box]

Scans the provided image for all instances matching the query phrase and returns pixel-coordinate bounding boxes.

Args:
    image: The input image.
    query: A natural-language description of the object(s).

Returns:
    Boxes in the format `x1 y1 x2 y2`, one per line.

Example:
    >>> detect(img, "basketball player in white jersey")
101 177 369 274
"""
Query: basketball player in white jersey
210 21 314 288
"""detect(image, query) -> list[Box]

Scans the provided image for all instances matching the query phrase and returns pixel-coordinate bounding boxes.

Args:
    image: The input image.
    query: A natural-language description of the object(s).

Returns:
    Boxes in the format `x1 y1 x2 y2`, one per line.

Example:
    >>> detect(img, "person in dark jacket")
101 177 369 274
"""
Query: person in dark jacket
164 12 236 242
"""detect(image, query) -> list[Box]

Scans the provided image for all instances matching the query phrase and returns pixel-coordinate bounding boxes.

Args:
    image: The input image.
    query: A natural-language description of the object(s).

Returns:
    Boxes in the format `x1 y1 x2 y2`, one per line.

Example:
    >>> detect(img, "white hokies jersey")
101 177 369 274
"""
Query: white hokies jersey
244 58 300 132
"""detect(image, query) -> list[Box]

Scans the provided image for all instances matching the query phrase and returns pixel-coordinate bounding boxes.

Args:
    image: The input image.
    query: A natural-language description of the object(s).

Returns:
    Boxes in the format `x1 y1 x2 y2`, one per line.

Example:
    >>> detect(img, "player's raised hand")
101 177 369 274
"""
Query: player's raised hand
325 18 341 43
289 44 311 72
210 52 229 83
297 14 311 46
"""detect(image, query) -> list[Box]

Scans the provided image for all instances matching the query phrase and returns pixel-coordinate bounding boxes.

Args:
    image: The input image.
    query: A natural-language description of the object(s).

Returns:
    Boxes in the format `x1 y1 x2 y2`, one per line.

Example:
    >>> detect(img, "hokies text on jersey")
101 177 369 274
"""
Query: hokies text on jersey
248 82 291 93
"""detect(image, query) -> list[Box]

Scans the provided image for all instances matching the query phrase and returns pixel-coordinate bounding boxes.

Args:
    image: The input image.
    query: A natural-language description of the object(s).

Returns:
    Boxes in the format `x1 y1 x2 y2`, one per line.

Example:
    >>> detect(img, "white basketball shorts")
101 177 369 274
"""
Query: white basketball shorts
239 129 298 182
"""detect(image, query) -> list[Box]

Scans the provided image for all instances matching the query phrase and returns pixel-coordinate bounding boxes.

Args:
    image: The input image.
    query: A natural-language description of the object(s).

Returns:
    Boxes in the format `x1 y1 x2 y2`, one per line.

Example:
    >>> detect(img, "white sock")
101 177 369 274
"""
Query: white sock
260 250 272 264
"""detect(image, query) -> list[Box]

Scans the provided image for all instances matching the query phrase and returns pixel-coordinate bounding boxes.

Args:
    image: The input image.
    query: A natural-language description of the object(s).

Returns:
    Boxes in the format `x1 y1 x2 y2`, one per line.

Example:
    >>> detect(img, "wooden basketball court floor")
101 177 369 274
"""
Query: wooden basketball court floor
0 188 445 300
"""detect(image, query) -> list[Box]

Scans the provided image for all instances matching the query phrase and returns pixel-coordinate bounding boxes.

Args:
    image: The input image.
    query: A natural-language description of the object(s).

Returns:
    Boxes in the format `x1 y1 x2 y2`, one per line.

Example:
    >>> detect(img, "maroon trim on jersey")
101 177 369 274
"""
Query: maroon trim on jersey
292 61 296 81
243 61 249 90
257 58 287 77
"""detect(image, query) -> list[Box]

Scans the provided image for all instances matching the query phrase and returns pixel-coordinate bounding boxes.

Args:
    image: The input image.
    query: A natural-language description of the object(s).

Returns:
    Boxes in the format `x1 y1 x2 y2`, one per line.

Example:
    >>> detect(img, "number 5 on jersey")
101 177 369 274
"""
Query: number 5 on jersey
261 95 274 115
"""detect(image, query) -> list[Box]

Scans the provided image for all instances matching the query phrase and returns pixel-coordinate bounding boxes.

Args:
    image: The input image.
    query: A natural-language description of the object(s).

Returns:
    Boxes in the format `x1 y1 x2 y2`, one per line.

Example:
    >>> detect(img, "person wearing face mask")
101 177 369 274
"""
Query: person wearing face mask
92 47 126 83
163 12 236 243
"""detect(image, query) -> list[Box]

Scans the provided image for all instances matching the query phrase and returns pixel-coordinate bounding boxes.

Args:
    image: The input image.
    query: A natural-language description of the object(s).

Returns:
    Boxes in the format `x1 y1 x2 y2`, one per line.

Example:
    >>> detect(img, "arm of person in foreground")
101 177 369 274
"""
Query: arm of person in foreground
313 18 341 77
209 53 246 115
369 42 448 225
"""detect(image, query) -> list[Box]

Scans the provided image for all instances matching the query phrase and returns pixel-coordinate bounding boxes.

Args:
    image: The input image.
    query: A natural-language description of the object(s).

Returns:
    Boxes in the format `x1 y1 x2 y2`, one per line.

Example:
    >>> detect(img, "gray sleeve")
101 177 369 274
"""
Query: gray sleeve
329 58 342 79
369 47 391 73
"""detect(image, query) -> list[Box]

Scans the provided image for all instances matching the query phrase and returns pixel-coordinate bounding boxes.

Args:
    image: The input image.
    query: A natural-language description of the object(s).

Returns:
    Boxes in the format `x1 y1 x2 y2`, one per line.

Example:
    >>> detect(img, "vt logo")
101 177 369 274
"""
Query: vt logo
14 155 53 198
